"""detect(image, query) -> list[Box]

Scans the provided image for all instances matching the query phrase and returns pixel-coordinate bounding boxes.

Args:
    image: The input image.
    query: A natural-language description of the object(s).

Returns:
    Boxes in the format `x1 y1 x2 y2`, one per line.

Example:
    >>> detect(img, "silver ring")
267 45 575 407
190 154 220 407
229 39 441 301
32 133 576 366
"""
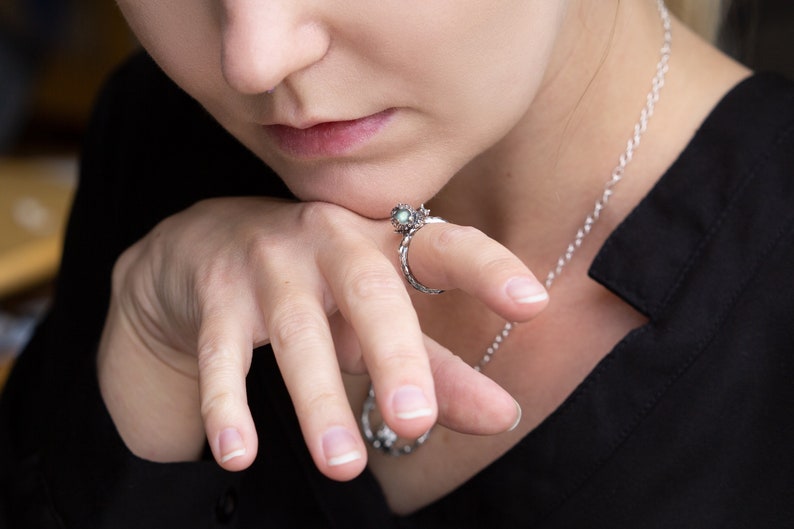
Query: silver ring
361 384 432 456
390 204 446 295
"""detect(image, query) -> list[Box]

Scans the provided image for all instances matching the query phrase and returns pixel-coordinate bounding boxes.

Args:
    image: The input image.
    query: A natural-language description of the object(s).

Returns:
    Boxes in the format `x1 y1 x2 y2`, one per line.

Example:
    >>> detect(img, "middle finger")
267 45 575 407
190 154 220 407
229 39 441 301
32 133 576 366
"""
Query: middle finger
319 237 438 441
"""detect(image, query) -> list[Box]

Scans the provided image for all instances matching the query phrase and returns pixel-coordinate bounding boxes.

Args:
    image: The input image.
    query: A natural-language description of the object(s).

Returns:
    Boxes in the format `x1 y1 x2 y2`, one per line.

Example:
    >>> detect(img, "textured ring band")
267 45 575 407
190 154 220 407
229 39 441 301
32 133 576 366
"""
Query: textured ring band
361 385 433 456
390 204 447 295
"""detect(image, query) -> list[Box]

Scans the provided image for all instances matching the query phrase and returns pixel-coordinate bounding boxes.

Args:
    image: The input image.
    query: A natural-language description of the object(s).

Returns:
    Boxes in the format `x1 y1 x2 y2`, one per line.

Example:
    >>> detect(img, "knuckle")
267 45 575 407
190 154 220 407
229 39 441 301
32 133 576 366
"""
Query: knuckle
301 387 345 416
298 202 375 250
269 306 327 350
240 231 272 260
345 265 406 302
197 341 249 378
297 201 334 223
194 259 239 292
200 390 237 420
296 201 352 233
197 344 246 421
197 340 236 372
431 225 484 250
368 348 423 373
479 255 525 278
193 267 240 312
191 250 263 311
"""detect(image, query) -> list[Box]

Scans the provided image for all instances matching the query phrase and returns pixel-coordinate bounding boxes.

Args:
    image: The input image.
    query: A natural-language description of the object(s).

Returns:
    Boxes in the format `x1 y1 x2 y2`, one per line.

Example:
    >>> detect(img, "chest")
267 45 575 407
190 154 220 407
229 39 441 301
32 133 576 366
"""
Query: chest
346 279 647 515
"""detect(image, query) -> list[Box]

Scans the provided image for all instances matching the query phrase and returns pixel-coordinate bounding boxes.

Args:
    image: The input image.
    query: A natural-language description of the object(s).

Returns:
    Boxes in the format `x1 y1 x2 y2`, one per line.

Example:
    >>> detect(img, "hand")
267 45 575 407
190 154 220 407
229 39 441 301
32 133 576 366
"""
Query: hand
97 197 548 481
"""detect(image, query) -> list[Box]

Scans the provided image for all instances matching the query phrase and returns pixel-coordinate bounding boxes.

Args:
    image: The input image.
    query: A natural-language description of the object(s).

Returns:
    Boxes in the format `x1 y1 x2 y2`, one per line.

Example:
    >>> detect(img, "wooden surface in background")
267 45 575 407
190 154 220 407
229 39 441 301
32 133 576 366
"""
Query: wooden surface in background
0 158 76 298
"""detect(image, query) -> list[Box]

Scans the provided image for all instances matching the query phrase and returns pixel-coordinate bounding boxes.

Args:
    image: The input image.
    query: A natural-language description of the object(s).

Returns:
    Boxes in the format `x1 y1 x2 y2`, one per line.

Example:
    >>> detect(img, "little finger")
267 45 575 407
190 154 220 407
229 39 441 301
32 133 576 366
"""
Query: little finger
196 305 259 472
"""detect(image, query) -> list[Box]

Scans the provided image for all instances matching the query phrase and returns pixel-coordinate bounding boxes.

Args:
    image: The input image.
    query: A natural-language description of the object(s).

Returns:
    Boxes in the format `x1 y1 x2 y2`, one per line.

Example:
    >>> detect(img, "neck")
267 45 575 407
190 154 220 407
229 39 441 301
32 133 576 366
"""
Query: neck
428 0 676 271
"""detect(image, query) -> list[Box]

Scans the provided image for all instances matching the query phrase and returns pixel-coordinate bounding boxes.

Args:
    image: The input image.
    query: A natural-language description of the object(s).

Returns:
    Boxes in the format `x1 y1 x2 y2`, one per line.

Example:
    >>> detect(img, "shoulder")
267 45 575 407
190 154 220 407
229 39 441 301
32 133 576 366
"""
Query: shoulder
674 72 794 206
702 72 794 148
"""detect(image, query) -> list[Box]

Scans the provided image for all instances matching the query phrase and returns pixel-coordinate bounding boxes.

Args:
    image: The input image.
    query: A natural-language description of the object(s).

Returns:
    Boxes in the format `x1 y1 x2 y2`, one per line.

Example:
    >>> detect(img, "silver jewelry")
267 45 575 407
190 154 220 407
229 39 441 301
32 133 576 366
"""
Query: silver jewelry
391 204 447 295
361 385 432 456
362 0 672 456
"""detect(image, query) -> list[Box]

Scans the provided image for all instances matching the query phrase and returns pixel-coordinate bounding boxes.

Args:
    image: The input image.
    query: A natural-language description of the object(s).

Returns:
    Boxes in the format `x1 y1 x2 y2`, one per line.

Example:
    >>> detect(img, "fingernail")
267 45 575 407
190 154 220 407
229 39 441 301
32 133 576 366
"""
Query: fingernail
219 428 246 463
392 385 434 420
507 399 522 432
322 427 363 467
506 277 548 304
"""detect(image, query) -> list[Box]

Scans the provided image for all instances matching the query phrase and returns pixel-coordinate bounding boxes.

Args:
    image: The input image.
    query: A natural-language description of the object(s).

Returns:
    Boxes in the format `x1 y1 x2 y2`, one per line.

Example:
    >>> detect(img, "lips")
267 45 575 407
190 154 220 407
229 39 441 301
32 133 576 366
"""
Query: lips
264 108 396 158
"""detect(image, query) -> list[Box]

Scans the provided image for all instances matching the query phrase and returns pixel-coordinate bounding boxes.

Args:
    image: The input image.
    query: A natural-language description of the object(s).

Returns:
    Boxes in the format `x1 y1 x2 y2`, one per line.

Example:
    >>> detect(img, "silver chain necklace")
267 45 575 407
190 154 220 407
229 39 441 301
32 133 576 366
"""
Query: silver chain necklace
362 0 672 456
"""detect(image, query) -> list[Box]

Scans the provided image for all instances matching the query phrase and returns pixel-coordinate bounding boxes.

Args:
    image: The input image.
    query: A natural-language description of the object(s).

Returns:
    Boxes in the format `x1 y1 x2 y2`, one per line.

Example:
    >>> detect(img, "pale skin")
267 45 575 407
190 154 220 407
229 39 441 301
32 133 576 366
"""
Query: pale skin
102 0 749 515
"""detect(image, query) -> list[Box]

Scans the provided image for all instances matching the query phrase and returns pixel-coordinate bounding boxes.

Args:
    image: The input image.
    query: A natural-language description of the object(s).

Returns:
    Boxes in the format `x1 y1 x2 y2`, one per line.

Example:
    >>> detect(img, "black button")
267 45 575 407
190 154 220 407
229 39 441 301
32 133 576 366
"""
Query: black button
215 487 238 524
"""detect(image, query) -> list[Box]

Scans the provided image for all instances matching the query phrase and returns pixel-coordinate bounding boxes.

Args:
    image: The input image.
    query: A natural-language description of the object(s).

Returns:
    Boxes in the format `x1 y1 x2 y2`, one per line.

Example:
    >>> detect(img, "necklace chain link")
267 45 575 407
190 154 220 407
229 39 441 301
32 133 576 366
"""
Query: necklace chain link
478 0 672 372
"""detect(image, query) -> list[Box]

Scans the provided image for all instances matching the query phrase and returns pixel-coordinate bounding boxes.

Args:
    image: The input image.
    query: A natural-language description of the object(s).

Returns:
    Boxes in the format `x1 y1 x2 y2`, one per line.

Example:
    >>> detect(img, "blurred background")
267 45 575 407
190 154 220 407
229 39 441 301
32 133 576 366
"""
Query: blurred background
0 0 137 385
0 0 793 387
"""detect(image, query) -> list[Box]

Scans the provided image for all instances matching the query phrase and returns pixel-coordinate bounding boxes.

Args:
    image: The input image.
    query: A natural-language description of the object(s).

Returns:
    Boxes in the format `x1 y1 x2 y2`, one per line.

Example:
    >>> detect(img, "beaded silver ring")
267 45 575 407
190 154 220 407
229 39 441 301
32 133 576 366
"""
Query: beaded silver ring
360 385 432 456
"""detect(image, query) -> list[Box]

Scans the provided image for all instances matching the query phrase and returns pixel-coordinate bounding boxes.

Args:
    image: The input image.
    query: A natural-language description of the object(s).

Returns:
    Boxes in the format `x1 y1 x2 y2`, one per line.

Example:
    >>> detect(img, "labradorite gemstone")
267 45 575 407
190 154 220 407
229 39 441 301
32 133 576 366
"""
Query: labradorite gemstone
394 208 411 225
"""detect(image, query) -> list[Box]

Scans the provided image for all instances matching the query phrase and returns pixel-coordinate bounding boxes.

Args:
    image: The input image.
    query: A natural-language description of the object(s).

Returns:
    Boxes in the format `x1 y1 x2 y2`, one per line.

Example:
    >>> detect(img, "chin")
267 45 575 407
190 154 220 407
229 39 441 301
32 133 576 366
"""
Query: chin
273 161 445 221
289 182 428 221
231 118 458 219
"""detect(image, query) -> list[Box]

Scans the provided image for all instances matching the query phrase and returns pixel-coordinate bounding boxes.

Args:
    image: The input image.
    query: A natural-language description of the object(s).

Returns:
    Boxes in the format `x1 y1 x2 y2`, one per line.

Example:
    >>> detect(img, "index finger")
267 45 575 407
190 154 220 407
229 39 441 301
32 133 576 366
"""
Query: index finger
397 223 549 322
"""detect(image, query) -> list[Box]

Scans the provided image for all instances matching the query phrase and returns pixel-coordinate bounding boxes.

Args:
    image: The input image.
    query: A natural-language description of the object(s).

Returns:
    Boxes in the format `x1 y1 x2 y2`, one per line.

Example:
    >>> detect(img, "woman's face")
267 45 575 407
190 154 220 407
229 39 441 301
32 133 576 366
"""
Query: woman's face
117 1 569 217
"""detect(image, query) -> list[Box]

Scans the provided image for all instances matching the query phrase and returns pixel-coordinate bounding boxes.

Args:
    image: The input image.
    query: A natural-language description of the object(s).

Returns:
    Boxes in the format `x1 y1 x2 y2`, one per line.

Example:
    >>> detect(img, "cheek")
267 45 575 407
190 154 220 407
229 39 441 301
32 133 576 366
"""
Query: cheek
393 3 567 151
117 0 224 103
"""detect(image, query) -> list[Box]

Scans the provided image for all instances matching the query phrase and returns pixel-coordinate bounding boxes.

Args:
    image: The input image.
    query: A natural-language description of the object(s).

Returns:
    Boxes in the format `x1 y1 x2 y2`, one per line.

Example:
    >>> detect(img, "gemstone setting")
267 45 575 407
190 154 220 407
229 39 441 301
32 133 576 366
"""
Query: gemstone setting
390 203 429 234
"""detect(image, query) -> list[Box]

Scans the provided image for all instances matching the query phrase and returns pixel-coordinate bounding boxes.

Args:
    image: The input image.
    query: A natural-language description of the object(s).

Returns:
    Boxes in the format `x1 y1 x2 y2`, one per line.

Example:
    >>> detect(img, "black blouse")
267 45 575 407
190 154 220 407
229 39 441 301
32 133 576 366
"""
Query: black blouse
2 51 793 528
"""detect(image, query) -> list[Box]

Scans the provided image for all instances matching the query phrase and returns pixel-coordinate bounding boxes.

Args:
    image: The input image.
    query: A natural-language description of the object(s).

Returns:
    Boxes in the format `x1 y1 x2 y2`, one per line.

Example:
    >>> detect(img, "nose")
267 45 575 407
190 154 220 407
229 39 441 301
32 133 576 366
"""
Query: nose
220 1 330 94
